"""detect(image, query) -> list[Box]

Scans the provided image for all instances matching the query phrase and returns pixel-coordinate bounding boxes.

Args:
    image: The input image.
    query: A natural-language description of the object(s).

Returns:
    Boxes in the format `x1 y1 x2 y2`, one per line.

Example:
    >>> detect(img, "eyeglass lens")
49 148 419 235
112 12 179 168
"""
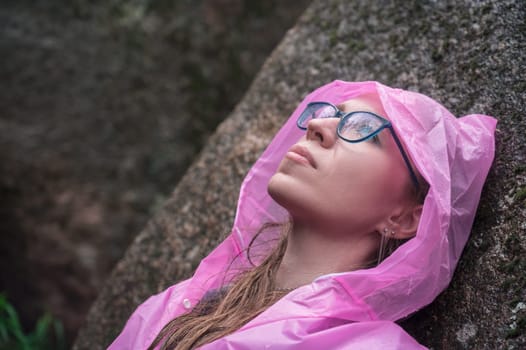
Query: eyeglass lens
299 104 384 141
339 112 384 141
298 103 338 128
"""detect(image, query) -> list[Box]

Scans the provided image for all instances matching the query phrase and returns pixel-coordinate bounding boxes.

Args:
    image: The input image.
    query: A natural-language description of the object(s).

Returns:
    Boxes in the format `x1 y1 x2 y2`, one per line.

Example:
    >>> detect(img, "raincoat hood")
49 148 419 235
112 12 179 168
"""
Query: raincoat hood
109 80 496 349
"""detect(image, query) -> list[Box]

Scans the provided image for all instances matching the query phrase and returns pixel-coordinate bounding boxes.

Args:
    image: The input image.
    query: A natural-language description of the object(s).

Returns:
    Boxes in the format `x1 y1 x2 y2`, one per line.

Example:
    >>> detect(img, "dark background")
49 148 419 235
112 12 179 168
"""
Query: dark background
0 0 310 345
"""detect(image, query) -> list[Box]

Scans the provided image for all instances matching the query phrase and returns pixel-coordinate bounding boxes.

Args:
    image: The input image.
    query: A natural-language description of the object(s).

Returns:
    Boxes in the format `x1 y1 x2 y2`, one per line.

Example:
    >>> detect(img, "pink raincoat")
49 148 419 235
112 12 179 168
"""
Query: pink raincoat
109 81 497 349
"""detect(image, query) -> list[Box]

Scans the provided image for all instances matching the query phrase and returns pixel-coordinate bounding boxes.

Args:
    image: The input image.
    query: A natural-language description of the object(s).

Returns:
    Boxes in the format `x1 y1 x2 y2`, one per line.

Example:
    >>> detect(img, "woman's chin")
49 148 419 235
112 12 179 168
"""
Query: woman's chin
267 173 287 206
268 174 312 220
268 174 304 212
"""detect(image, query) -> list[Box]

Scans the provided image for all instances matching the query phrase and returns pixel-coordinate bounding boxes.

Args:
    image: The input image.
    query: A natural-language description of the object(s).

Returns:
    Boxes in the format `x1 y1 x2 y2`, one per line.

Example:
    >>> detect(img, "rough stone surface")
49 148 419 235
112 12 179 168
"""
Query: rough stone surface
0 0 308 344
74 0 526 349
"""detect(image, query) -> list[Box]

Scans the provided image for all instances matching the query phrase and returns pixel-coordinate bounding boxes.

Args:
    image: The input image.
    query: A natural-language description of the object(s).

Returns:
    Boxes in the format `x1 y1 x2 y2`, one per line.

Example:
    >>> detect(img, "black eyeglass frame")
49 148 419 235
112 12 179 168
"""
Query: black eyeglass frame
297 101 420 192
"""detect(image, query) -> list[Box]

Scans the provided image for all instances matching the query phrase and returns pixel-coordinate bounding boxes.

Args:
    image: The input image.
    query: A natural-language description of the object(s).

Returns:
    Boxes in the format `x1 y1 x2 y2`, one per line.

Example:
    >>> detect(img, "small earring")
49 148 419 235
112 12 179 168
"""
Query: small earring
383 227 395 237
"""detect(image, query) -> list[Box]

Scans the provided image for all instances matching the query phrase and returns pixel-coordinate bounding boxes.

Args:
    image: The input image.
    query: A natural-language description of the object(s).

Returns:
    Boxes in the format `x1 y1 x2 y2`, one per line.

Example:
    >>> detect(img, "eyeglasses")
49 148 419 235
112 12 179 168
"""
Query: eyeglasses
297 101 420 191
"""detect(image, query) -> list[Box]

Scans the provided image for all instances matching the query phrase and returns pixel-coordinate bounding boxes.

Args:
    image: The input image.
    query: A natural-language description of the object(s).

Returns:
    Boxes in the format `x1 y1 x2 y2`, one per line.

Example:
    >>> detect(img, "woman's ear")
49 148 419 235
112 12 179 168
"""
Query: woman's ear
387 203 423 240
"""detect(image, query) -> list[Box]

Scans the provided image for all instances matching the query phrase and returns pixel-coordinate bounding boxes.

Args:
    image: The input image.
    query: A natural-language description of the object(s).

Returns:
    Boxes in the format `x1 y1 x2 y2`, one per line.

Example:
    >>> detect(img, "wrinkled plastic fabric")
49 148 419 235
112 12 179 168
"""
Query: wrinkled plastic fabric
109 81 496 349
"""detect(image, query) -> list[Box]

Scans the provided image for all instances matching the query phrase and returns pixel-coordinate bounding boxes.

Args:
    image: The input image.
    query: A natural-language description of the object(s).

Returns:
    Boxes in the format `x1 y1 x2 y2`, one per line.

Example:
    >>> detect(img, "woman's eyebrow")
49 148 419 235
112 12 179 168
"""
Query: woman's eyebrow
335 103 345 110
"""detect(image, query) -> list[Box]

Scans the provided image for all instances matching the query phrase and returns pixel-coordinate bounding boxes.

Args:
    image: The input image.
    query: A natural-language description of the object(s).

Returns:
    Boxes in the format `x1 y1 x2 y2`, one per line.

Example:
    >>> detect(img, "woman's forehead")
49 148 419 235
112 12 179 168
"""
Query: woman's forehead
337 94 387 118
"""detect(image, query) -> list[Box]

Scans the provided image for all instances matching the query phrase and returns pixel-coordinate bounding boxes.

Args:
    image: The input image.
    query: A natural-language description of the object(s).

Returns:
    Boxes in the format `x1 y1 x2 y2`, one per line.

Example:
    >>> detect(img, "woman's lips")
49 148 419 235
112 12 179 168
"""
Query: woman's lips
286 144 317 168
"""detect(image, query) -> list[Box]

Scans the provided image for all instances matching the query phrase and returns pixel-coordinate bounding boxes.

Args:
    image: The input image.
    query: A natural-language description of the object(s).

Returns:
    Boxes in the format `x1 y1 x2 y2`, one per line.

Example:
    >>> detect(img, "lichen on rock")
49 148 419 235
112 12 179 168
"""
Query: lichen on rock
74 0 526 348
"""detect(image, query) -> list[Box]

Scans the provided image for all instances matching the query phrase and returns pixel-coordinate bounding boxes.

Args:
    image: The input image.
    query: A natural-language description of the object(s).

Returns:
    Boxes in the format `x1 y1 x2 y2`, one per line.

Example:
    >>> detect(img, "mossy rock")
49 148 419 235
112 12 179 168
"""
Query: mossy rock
74 0 526 348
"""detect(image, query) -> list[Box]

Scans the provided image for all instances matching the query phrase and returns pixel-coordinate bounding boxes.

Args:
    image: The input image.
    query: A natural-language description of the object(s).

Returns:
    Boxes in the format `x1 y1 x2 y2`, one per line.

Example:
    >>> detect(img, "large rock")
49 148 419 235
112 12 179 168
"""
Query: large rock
0 0 308 343
74 0 526 348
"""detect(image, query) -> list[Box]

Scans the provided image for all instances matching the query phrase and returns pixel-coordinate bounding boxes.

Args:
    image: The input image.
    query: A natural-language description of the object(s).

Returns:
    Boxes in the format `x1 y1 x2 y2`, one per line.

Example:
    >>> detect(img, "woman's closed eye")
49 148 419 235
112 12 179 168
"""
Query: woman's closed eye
369 134 381 145
355 124 382 145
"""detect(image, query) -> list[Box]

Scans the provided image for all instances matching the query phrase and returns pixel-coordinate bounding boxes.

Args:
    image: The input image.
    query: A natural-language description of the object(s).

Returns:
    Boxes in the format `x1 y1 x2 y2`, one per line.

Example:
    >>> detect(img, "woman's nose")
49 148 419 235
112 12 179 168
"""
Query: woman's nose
306 118 339 147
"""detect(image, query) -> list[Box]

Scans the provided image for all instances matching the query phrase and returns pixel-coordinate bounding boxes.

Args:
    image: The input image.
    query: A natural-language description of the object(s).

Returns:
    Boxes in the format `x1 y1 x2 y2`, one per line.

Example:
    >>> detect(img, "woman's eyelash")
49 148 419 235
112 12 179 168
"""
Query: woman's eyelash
370 135 381 144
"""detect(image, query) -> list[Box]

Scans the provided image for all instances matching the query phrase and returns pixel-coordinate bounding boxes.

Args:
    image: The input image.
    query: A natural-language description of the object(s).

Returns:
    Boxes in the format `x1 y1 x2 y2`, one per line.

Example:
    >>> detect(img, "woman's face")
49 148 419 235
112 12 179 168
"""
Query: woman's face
268 94 416 236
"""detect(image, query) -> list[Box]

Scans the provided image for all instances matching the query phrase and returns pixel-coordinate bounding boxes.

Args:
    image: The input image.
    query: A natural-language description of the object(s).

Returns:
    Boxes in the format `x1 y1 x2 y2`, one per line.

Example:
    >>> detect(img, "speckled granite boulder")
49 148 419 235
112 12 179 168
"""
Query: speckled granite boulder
74 0 526 349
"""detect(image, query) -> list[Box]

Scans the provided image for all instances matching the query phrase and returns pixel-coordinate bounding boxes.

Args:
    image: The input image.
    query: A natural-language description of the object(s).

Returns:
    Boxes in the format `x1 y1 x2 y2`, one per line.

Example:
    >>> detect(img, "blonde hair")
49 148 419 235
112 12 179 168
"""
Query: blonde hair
148 223 289 350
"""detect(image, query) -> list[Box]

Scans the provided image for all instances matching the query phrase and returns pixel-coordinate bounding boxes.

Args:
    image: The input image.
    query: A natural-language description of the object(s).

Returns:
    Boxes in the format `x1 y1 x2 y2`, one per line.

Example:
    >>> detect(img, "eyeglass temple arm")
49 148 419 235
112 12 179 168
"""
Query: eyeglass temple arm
388 128 420 191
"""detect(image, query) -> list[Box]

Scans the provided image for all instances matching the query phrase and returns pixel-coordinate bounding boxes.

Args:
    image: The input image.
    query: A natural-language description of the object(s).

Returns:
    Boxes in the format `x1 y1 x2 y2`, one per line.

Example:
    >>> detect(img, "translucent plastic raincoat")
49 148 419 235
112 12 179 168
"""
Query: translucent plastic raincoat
109 80 497 349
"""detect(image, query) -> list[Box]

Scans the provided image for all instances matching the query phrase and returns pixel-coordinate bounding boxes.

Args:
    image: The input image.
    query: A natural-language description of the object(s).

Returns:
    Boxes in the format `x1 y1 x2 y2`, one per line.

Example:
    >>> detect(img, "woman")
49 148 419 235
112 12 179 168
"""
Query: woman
109 80 496 349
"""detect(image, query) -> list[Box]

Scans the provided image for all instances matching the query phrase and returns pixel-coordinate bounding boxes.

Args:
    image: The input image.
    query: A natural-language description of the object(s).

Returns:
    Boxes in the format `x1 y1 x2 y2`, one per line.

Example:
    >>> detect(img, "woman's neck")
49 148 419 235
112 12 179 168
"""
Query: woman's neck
274 221 379 290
